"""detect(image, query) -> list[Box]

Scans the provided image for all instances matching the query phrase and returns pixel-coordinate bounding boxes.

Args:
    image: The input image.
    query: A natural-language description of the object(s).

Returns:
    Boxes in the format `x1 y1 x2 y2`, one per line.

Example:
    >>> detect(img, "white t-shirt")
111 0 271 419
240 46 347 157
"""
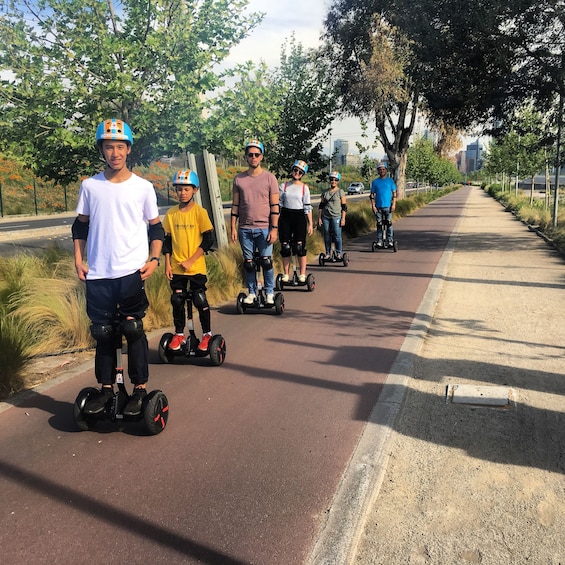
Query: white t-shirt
76 171 159 279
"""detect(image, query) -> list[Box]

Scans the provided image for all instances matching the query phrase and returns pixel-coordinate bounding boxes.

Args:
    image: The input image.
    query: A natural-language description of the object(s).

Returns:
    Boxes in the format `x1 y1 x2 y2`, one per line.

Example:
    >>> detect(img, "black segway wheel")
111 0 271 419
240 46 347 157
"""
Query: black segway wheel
73 387 99 431
143 390 169 435
306 274 315 292
274 292 285 315
275 273 284 291
158 333 175 364
342 253 349 267
209 334 226 366
393 240 398 252
236 292 247 314
371 241 377 252
318 253 325 266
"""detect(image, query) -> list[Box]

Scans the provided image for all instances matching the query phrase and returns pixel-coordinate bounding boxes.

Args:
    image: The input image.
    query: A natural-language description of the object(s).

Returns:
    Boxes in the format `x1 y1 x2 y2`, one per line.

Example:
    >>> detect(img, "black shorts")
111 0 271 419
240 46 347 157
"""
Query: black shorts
279 208 307 244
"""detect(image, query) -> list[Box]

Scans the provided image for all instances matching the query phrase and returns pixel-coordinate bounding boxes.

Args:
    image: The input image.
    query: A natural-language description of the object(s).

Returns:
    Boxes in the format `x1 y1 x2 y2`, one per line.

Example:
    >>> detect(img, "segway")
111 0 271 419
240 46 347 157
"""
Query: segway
318 220 349 267
158 290 226 366
318 247 349 267
73 319 169 435
275 259 315 292
371 213 398 252
236 250 284 315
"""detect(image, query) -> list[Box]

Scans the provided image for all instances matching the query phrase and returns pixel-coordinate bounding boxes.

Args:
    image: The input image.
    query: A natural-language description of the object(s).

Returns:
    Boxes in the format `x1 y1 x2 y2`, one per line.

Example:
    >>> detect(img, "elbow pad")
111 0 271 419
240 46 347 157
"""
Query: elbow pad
162 234 172 255
148 221 165 243
270 203 280 215
319 201 326 210
72 217 89 240
199 230 214 253
341 203 348 212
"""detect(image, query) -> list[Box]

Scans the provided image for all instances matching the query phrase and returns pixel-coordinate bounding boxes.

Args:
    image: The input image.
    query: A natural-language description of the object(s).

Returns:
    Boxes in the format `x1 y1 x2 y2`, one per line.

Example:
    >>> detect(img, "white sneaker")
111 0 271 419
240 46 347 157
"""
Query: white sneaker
298 274 307 283
281 274 290 282
243 293 256 304
266 293 275 305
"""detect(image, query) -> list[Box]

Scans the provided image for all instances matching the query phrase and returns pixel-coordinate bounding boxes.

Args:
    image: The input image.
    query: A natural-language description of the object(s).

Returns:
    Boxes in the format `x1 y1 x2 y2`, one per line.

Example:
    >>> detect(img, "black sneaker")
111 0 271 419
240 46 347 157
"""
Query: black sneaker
123 387 148 417
83 387 113 415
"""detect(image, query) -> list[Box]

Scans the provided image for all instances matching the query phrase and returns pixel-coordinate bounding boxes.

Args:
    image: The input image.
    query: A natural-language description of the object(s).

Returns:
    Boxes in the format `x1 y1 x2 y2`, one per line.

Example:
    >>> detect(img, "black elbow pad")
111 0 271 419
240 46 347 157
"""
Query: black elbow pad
148 221 165 243
199 230 214 253
162 234 172 255
72 217 89 240
341 203 348 212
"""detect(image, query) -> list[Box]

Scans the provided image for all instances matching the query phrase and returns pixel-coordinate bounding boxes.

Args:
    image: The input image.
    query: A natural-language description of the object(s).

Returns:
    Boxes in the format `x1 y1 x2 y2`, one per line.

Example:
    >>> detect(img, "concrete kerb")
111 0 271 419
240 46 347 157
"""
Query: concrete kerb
306 200 464 565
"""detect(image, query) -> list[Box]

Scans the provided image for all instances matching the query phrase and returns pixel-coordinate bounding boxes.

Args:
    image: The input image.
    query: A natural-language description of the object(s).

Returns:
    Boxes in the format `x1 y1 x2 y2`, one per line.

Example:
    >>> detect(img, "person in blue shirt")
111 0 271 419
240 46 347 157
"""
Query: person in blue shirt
369 162 397 247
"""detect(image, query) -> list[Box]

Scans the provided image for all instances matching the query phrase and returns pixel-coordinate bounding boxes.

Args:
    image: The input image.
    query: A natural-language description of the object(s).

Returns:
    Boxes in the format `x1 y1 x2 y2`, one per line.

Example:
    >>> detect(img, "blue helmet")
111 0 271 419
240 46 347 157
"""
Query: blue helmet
96 118 133 145
293 160 308 174
245 139 264 154
172 169 199 188
377 161 388 170
329 171 341 181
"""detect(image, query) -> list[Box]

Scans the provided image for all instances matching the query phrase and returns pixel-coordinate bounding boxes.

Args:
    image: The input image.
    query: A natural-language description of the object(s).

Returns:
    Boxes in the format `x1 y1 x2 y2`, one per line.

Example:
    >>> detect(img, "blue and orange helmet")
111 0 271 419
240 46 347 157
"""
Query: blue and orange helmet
245 139 264 154
172 169 199 188
293 160 308 174
95 118 133 146
329 171 341 181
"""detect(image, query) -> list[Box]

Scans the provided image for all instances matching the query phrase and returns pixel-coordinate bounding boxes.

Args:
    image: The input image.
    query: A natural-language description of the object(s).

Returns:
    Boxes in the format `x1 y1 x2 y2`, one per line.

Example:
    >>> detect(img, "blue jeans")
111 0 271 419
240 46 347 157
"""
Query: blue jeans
239 227 274 295
375 207 393 242
322 215 342 255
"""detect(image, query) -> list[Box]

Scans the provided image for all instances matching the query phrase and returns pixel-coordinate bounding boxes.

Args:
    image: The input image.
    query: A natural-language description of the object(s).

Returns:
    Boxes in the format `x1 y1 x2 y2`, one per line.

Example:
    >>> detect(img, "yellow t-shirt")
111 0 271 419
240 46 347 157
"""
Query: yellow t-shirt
163 203 213 276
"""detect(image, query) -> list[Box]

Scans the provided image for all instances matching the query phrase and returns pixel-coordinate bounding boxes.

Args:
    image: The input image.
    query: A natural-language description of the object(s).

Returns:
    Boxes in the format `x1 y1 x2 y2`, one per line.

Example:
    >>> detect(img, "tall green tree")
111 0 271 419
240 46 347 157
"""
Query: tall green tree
323 7 420 197
0 0 262 184
267 36 339 177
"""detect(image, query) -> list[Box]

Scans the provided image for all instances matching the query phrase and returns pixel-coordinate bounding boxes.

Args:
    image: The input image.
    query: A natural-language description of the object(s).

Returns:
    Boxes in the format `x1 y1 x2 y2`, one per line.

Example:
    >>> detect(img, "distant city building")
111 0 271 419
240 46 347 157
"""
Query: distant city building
465 140 484 172
334 139 349 165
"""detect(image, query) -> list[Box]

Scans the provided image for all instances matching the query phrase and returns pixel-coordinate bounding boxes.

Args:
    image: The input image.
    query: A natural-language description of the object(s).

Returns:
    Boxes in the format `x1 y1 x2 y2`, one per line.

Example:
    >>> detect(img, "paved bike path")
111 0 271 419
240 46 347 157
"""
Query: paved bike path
0 188 468 564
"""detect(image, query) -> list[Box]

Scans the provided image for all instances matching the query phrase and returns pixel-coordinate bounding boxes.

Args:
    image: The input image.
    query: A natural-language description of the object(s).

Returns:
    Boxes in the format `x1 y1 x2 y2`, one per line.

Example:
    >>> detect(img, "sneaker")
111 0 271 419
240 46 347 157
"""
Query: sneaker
298 274 307 283
169 333 185 351
266 293 275 305
198 333 212 352
335 254 343 261
281 274 290 282
83 386 113 415
123 387 147 417
387 240 394 247
323 254 332 261
243 293 256 304
376 241 384 248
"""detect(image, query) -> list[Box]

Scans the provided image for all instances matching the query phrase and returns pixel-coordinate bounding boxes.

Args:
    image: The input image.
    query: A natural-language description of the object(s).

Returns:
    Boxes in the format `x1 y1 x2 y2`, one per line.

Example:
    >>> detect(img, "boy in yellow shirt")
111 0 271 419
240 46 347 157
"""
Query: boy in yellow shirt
163 170 214 352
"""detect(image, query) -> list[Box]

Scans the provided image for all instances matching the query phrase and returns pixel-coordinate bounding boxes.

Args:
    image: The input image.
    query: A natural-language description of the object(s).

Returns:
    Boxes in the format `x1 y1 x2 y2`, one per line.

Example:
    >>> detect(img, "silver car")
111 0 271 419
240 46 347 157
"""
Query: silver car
347 182 365 194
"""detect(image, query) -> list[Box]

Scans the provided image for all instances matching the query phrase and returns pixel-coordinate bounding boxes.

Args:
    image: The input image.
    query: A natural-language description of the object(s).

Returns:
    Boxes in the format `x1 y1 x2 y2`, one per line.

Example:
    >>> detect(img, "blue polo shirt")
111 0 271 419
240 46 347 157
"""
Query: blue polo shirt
370 176 397 208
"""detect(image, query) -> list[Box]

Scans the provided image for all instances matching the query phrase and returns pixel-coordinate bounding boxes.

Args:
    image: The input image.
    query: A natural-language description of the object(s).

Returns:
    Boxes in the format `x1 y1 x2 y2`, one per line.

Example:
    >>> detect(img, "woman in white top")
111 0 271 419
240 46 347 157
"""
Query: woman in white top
278 160 313 282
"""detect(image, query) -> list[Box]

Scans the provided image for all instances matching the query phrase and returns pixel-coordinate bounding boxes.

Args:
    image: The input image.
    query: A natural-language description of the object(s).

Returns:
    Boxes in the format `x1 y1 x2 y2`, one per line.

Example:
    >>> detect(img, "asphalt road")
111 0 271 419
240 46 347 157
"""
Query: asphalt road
0 189 466 564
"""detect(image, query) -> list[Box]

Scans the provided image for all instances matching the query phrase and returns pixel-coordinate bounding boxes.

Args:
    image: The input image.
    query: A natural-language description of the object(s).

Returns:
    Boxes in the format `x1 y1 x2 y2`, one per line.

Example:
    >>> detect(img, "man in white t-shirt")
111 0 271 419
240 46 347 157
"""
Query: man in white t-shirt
72 118 164 417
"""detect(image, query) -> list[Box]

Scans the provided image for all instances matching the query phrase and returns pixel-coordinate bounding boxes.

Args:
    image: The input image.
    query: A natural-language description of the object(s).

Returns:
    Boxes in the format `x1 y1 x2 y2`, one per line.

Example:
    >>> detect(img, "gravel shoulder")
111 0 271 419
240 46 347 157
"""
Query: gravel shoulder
353 187 565 564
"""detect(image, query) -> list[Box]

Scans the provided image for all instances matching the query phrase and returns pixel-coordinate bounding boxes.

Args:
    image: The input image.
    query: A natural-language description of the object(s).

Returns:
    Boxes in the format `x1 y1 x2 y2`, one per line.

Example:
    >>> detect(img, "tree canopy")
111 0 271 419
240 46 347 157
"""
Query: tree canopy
0 0 262 184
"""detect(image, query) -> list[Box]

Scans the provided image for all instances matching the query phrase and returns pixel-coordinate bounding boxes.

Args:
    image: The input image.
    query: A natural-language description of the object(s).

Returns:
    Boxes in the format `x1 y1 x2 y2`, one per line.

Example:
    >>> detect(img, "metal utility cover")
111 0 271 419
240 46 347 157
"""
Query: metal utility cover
446 384 515 407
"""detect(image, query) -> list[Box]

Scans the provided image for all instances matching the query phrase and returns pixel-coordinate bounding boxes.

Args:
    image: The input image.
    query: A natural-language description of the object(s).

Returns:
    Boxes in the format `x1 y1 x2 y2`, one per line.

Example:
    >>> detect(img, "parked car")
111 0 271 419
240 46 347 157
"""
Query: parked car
347 182 365 194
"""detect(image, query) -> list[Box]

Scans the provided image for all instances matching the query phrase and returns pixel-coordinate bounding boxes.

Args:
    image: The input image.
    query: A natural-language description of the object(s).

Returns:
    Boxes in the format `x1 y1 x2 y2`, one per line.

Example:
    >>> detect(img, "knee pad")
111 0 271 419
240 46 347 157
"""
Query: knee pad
192 289 209 310
243 259 255 273
120 318 144 343
261 256 273 271
280 242 292 257
293 242 307 257
170 291 185 309
90 323 115 344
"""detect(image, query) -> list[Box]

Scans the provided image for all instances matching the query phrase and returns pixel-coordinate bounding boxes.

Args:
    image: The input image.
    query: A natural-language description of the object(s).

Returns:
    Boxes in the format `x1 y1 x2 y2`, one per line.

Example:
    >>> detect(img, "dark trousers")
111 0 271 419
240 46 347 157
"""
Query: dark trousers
170 273 210 334
86 271 149 386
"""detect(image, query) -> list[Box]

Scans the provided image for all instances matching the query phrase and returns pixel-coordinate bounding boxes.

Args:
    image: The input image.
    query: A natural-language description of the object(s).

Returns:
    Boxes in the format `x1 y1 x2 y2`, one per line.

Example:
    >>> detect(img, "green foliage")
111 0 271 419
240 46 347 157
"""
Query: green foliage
406 137 462 186
0 0 263 184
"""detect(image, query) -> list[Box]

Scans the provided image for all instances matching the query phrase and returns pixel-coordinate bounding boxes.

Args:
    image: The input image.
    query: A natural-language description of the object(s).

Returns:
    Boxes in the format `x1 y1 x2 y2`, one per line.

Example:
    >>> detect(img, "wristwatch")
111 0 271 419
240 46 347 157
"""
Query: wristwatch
149 256 160 266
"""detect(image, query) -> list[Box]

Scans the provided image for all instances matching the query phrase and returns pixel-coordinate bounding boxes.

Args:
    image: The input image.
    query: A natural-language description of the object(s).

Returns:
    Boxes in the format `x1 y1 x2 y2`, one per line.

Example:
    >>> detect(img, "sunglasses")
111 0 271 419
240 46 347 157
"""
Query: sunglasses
292 168 304 175
246 152 262 158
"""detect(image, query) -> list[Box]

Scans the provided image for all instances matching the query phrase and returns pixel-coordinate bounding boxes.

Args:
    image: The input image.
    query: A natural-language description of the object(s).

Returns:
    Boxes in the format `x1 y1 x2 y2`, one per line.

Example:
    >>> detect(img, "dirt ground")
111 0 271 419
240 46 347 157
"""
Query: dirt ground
353 188 565 564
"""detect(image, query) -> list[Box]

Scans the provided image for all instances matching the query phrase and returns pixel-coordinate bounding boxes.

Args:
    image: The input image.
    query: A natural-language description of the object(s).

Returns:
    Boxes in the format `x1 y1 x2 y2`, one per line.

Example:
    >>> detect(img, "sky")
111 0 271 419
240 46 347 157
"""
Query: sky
223 0 382 157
